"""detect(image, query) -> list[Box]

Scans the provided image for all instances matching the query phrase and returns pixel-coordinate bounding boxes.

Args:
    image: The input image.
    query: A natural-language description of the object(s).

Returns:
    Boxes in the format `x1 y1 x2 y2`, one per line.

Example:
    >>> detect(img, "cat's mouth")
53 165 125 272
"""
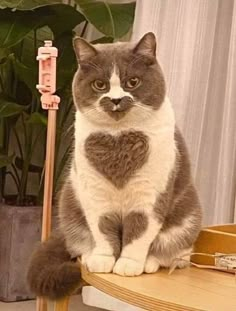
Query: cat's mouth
99 96 133 121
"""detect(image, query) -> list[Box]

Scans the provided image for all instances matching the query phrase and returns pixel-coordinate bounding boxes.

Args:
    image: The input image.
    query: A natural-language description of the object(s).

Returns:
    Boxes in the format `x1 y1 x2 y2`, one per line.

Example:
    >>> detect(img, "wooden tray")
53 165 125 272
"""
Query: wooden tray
192 224 236 268
80 225 236 311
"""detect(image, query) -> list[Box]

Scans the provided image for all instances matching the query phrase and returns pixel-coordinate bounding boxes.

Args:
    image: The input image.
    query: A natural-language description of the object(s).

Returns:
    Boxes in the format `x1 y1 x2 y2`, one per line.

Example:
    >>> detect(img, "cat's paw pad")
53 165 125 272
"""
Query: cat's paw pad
144 256 160 274
113 257 144 276
85 254 116 273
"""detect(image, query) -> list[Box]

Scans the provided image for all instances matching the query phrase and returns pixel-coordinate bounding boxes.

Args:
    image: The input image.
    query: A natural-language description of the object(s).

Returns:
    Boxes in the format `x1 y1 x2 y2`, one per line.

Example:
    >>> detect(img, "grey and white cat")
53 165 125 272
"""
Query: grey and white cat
28 33 202 298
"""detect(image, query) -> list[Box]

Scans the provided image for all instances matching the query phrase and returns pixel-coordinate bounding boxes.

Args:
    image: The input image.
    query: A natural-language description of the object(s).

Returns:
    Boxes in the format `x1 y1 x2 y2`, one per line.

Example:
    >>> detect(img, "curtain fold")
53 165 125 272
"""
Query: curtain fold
132 0 236 225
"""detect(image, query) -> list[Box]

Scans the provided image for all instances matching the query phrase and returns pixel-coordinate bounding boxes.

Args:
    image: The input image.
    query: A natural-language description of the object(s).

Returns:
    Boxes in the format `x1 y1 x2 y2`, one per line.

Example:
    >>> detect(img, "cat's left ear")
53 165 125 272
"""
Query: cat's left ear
133 32 156 58
73 37 97 62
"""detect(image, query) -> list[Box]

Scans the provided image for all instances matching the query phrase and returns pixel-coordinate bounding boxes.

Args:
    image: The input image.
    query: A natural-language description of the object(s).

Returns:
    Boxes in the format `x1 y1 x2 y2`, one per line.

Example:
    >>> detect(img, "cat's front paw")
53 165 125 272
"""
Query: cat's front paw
85 254 116 273
144 255 160 273
113 257 144 276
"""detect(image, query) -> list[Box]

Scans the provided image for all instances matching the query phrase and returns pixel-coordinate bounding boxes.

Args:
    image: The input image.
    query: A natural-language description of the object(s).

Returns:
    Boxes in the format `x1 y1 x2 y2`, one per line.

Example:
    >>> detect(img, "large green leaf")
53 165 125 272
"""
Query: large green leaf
12 26 53 69
0 53 15 95
27 112 47 126
75 0 135 38
13 57 37 94
0 0 61 10
0 153 14 168
0 97 26 117
0 4 84 48
42 4 85 36
91 36 114 45
0 9 44 48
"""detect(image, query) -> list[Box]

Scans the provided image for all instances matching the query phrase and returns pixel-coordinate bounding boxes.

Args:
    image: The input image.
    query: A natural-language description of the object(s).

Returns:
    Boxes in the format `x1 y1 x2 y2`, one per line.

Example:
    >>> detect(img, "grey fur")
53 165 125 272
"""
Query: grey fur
58 181 94 257
122 212 148 247
99 213 122 259
84 131 149 188
72 33 166 114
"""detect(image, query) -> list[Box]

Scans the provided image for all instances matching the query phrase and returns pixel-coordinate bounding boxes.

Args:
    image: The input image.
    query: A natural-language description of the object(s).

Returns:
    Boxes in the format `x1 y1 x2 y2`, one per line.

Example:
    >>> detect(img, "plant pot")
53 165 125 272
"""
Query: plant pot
0 203 56 302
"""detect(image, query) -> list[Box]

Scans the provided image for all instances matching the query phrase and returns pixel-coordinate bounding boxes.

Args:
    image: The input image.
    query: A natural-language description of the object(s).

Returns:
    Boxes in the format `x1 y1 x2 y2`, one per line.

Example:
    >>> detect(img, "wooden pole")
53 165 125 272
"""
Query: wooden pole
37 111 57 311
36 297 48 311
41 110 57 241
54 297 70 311
36 41 60 311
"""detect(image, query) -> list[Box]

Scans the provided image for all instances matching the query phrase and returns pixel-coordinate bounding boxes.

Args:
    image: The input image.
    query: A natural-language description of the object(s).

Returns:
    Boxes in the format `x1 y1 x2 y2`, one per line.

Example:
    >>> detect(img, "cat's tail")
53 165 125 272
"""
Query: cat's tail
27 233 81 299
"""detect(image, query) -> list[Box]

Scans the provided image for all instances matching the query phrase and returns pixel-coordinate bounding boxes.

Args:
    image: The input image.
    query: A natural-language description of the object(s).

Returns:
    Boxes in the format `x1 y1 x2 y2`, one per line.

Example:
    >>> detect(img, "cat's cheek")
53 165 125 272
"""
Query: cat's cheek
113 257 144 276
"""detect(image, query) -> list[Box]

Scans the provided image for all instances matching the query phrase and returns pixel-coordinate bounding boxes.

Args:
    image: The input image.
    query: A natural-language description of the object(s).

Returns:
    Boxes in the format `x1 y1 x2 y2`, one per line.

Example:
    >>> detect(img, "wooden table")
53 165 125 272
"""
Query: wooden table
81 266 236 311
55 225 236 311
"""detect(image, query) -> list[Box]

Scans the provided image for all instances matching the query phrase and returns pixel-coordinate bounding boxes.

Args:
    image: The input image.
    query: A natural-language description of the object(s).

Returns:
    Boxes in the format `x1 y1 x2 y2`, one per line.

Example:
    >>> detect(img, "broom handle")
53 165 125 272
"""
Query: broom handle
36 41 60 311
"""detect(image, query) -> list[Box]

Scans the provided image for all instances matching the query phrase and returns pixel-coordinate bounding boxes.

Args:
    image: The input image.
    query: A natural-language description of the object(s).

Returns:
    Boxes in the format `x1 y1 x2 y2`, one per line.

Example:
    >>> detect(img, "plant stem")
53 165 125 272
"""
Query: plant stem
34 29 37 59
0 74 5 93
19 39 24 62
11 164 21 190
80 21 88 38
18 114 31 204
21 113 27 148
12 127 24 161
37 164 45 204
11 62 18 98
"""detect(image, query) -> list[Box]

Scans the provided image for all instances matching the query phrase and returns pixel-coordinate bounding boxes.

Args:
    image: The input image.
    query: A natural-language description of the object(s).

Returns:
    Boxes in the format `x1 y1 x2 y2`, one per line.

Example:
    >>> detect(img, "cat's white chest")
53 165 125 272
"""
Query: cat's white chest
71 101 176 215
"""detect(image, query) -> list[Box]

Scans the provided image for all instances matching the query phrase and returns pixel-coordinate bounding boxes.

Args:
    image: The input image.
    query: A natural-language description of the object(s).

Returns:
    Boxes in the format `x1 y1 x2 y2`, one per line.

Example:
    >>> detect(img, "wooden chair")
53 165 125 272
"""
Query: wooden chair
53 224 236 311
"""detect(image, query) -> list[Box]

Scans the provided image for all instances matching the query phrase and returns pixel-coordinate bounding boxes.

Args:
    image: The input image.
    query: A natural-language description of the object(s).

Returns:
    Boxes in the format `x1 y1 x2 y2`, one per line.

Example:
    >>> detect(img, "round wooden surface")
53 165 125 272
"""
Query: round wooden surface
81 266 236 311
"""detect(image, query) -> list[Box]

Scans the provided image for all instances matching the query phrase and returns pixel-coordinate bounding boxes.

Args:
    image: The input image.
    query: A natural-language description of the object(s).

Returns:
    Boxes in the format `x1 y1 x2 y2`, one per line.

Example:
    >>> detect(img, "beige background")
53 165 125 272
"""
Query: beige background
132 0 236 225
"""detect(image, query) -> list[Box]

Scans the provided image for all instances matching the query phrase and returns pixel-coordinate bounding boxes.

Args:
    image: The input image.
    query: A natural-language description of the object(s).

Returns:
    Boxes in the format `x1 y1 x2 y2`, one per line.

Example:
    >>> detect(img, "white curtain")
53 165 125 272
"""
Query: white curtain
132 0 236 225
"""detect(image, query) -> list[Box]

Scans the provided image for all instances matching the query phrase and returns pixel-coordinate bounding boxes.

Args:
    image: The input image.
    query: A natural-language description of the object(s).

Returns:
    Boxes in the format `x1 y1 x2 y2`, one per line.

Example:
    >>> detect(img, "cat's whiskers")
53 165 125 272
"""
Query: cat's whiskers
133 102 153 112
83 107 100 116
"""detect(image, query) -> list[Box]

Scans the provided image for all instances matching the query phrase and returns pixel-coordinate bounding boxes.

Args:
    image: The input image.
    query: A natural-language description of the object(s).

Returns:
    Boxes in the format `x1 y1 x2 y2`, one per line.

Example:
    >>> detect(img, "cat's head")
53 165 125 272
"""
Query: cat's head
72 32 166 125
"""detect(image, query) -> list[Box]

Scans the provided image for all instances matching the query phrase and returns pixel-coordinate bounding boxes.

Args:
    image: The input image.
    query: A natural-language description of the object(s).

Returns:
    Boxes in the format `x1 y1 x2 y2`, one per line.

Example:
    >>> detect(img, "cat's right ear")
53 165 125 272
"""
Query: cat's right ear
73 37 97 62
133 32 156 58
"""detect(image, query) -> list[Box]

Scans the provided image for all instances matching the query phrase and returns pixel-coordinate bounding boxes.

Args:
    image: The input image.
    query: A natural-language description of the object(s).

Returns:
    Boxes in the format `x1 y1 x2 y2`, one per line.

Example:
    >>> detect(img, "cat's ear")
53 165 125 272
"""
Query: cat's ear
73 37 97 62
133 32 156 58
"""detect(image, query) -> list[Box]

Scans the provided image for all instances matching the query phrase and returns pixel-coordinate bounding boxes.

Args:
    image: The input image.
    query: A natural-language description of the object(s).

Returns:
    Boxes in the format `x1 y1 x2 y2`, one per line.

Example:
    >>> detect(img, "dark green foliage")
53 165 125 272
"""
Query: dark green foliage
0 0 135 205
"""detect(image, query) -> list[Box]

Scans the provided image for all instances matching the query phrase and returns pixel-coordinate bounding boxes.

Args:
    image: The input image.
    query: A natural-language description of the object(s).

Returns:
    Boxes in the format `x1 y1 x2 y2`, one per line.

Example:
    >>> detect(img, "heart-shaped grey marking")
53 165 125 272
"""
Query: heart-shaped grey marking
85 131 149 188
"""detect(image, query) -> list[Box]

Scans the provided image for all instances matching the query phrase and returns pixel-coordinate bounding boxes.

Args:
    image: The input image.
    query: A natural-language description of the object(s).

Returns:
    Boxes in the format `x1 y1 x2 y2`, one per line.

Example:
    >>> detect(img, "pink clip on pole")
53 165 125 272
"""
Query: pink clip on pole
36 41 60 311
36 40 60 110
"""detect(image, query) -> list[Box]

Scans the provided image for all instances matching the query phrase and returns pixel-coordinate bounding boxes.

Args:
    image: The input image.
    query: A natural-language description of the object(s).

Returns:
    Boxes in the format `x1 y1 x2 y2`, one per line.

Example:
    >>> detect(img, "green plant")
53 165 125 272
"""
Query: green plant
0 0 135 206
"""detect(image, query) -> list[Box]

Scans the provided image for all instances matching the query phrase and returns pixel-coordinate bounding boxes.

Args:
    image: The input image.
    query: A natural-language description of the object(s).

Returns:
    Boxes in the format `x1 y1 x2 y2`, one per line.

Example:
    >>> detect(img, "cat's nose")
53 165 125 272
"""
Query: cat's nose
111 98 122 105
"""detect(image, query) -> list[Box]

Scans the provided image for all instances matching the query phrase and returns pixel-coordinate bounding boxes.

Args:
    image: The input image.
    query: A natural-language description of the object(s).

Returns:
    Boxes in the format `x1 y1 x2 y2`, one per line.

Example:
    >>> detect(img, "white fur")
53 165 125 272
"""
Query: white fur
113 216 162 276
85 254 116 273
70 96 176 274
144 255 160 273
102 66 132 100
113 257 144 276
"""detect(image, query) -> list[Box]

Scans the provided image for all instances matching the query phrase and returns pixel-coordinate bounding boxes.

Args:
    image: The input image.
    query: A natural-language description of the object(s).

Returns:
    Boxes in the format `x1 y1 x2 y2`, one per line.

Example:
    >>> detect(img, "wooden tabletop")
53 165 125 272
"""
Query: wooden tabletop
81 266 236 311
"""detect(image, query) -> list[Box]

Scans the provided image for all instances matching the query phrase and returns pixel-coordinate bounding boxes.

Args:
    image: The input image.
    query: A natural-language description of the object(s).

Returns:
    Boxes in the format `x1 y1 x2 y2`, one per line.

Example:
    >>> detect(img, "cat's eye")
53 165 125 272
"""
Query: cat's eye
92 80 107 91
125 77 140 89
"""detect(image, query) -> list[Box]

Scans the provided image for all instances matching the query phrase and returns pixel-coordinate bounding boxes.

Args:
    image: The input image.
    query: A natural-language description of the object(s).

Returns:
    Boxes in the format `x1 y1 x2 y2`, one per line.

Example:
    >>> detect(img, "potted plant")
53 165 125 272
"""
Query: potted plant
0 0 135 301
